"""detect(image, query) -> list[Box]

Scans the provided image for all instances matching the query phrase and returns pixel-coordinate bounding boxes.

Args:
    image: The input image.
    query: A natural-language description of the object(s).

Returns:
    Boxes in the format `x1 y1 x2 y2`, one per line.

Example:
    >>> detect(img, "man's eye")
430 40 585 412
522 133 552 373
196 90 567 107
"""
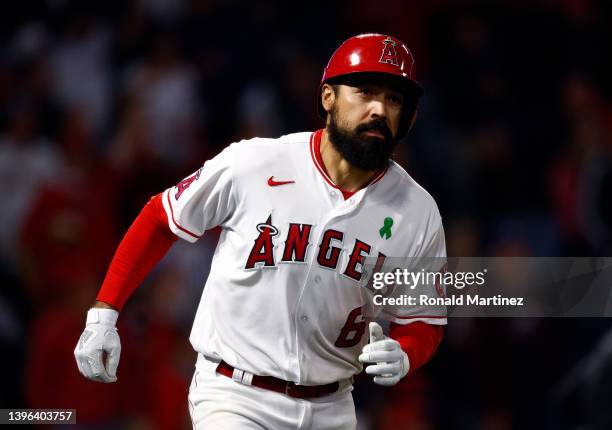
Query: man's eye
390 95 402 105
359 87 372 95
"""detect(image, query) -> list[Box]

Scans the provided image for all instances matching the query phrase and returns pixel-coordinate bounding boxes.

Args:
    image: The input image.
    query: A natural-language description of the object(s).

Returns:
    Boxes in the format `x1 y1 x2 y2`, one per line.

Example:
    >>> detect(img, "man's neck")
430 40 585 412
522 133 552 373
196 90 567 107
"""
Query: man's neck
320 128 378 192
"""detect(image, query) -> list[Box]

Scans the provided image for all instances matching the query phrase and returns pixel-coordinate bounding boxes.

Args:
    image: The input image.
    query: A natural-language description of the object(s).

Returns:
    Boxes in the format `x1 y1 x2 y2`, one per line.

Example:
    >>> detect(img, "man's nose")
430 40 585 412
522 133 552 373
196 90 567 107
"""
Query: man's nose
369 97 388 119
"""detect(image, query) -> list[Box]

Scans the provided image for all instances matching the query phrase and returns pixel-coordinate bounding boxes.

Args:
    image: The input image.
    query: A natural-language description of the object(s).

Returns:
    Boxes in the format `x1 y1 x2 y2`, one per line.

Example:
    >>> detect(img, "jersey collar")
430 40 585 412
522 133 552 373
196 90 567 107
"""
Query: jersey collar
309 129 387 200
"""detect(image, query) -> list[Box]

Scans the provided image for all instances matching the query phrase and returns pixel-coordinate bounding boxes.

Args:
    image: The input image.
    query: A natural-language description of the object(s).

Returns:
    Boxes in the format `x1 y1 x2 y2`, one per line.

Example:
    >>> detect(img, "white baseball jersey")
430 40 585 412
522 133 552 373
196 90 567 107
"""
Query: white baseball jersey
161 129 446 385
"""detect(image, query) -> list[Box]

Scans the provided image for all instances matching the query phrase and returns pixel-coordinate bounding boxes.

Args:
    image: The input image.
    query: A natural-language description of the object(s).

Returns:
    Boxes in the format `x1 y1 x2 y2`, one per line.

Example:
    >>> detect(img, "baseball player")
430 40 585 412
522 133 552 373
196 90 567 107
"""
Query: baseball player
75 33 446 429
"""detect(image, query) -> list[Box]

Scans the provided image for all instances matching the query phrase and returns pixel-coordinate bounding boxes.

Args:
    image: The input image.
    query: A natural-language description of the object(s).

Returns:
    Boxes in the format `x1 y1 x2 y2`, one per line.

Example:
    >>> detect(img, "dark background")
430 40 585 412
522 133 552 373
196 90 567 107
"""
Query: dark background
1 0 612 429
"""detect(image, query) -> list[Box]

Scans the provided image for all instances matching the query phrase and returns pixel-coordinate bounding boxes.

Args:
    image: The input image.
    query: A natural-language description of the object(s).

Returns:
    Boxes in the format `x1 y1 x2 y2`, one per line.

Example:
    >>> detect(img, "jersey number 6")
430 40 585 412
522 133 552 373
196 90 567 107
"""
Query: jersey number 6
334 307 367 348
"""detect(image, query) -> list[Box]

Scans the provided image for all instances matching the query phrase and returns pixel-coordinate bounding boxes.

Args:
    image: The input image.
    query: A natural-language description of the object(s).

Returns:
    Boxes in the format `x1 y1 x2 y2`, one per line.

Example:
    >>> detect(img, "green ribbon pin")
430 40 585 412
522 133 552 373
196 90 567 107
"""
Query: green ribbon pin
379 217 393 240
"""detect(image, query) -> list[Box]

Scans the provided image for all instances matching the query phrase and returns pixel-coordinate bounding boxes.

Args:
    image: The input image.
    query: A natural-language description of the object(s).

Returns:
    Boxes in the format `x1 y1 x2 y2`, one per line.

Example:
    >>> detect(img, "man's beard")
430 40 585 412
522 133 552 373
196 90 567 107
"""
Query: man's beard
328 107 398 171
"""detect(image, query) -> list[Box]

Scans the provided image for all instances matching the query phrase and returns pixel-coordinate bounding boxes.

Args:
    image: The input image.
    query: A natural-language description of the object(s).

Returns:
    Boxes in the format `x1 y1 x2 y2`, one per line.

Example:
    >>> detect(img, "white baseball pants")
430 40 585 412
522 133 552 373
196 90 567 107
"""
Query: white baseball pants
188 354 357 429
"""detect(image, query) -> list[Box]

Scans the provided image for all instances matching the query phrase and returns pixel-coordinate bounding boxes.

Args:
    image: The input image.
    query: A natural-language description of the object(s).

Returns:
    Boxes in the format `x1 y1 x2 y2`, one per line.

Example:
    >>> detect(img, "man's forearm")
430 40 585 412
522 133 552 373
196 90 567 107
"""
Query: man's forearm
95 193 177 311
390 321 444 377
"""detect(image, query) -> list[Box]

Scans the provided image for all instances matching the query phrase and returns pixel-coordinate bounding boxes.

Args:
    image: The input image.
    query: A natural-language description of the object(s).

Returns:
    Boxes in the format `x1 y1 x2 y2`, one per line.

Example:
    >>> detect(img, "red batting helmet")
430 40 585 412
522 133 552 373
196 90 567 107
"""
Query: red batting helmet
318 33 424 137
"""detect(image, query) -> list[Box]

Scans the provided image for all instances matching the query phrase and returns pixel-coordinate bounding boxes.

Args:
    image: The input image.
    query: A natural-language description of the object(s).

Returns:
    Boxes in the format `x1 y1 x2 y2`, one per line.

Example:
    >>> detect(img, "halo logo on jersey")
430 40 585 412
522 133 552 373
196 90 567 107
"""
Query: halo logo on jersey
245 214 279 269
379 37 400 67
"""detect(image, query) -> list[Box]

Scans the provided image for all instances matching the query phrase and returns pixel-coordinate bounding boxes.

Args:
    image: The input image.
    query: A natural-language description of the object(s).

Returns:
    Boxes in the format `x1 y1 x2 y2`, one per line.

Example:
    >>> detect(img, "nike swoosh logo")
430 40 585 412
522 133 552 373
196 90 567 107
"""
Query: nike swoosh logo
268 176 295 187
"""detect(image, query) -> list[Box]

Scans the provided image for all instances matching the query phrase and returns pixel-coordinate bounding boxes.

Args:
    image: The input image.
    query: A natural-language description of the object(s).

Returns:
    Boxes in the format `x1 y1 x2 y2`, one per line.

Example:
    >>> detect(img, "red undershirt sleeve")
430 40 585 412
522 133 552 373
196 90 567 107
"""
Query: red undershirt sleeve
96 193 177 310
389 321 444 377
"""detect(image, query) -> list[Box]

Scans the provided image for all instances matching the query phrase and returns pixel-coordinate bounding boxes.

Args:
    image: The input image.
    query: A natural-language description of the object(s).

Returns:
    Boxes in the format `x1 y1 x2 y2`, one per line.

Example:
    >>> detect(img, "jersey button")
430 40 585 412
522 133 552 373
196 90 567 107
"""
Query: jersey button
301 315 309 322
314 275 322 283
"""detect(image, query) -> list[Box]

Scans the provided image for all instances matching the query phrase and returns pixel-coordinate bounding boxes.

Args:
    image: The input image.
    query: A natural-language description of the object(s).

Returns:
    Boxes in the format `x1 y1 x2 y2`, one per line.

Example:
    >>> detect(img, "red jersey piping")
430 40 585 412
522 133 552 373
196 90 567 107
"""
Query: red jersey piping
166 191 201 239
309 129 388 199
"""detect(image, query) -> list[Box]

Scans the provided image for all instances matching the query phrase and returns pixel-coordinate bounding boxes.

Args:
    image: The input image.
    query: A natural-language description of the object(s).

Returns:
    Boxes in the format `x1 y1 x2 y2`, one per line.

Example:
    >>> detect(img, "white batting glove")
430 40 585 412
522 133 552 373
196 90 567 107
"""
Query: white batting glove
74 308 121 383
358 322 409 386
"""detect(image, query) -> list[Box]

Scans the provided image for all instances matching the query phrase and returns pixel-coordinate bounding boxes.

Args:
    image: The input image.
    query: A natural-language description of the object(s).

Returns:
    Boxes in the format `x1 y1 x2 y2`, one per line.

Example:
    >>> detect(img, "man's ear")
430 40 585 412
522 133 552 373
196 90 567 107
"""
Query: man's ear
321 83 336 114
398 107 418 138
408 109 417 130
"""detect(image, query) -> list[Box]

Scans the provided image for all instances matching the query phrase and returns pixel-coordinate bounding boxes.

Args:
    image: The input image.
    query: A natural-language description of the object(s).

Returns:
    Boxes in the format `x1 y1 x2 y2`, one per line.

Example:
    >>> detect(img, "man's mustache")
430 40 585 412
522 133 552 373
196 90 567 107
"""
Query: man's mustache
356 120 392 141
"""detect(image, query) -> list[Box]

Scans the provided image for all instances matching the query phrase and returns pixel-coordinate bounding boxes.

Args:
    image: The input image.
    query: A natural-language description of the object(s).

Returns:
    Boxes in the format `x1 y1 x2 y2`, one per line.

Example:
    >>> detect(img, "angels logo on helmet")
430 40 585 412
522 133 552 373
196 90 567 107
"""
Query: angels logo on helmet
379 37 400 66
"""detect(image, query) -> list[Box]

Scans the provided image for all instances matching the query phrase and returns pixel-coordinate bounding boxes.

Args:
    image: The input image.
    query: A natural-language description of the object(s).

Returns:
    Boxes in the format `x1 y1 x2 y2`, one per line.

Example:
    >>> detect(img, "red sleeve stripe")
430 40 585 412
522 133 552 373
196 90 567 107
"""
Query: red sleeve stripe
166 190 201 239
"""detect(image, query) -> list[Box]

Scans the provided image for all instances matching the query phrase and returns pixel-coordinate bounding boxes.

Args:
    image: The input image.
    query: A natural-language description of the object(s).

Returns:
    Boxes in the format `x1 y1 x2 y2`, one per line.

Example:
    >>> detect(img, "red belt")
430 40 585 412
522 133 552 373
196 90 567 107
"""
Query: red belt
216 360 340 399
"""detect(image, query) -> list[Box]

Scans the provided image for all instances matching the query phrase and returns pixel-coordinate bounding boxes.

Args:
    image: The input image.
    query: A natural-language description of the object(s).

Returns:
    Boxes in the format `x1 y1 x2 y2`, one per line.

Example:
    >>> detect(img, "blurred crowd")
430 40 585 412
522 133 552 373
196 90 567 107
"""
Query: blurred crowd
1 0 611 429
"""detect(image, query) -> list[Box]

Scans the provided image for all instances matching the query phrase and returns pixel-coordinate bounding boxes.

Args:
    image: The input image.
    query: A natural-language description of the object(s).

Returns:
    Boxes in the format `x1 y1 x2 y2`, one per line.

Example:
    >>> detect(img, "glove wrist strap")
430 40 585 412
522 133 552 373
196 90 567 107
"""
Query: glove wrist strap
86 308 119 326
